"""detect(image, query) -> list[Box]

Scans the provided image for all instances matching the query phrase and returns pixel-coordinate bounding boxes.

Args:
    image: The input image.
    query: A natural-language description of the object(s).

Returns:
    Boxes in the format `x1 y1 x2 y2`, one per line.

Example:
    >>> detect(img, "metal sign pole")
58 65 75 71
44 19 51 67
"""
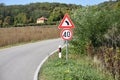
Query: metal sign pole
66 40 68 62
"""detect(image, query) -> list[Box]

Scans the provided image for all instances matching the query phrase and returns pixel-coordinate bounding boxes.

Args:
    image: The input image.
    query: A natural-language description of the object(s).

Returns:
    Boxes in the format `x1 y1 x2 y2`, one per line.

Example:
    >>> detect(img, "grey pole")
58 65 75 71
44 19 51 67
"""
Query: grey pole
66 40 68 62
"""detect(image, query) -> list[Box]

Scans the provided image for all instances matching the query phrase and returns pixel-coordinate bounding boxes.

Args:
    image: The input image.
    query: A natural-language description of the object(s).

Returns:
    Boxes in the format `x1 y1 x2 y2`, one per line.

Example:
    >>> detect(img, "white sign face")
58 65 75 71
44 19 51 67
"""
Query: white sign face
58 13 75 29
61 18 72 27
60 29 73 40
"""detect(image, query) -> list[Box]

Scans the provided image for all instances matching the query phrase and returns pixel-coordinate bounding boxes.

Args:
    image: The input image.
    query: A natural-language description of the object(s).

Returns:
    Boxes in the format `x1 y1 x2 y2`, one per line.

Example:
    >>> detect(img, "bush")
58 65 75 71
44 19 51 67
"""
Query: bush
71 6 120 80
71 6 120 54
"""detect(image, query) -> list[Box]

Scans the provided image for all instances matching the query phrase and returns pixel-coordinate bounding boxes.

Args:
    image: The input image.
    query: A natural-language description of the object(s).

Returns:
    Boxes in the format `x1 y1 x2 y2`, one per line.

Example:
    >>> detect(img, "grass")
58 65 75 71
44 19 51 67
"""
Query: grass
0 25 60 47
39 48 114 80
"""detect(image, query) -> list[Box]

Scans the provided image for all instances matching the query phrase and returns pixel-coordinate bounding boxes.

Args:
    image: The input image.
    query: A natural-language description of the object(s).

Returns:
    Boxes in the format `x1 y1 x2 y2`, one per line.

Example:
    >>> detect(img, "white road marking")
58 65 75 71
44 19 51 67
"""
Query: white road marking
33 45 65 80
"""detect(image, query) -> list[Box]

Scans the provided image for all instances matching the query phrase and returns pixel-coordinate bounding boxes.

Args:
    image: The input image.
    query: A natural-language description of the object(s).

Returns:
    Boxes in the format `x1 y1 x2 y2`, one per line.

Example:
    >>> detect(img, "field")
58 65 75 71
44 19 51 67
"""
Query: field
0 25 60 47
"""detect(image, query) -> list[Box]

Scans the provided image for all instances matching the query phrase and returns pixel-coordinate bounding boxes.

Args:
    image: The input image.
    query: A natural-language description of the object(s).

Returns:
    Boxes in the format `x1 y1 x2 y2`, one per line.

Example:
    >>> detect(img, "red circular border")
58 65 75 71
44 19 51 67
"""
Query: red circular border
60 29 73 40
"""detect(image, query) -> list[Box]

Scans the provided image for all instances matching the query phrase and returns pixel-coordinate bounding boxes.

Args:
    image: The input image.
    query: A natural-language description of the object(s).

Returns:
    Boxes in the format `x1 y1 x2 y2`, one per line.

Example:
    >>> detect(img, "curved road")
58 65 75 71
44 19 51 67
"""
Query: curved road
0 38 63 80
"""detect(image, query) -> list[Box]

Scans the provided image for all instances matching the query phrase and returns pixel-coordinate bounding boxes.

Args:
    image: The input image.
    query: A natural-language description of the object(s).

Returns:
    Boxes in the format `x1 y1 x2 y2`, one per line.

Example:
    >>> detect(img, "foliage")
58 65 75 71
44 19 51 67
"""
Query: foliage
3 16 12 27
48 7 64 22
71 1 120 79
14 13 27 26
97 1 117 10
71 6 120 53
39 49 113 80
0 2 80 27
114 1 120 9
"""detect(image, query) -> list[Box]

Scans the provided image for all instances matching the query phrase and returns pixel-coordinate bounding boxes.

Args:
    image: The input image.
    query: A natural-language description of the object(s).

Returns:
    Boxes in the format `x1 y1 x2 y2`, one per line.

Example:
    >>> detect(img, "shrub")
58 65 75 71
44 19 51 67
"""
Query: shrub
71 6 120 80
71 6 120 54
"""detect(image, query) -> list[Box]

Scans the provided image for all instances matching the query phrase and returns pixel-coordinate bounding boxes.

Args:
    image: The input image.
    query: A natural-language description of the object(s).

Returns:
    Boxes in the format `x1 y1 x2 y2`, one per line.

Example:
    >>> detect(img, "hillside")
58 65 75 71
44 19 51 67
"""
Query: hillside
0 2 80 27
97 1 118 10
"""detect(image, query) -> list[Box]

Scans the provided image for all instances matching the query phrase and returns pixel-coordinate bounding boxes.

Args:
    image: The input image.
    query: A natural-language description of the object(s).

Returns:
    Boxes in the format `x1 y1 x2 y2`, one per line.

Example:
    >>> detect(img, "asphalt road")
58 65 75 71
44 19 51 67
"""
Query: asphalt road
0 38 63 80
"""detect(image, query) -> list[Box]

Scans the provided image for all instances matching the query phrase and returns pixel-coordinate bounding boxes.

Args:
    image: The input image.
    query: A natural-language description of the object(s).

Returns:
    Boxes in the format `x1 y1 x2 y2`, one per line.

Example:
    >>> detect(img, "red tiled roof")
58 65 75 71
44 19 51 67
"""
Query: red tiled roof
37 17 48 20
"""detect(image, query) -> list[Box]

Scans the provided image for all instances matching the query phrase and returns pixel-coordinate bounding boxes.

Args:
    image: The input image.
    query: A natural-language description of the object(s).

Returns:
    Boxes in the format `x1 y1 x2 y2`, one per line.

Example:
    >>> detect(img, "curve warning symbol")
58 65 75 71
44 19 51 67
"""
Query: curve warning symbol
65 21 69 25
58 13 75 29
62 18 72 26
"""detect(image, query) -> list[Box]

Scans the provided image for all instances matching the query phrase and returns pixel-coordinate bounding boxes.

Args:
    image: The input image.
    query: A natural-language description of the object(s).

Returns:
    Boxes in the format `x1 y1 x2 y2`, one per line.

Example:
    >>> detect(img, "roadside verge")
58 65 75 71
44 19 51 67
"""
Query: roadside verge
34 45 65 80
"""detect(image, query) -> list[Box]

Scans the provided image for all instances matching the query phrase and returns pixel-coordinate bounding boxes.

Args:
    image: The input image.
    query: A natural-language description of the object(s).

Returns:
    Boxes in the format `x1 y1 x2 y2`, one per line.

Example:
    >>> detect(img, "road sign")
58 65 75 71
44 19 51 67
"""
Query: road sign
58 14 75 29
60 29 73 40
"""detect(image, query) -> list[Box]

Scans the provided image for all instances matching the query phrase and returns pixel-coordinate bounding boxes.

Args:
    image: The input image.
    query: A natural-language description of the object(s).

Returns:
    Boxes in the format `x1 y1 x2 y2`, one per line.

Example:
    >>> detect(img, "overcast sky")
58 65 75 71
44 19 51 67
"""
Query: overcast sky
0 0 109 6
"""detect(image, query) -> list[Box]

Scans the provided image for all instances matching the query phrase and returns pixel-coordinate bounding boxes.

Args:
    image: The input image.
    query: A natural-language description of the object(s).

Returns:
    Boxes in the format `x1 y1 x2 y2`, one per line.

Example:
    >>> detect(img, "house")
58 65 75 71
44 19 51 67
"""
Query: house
36 17 48 24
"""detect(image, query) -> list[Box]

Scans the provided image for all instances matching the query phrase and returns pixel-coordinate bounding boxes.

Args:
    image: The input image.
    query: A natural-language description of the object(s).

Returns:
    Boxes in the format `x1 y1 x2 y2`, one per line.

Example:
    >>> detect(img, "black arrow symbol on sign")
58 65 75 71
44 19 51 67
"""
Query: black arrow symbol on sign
65 21 69 25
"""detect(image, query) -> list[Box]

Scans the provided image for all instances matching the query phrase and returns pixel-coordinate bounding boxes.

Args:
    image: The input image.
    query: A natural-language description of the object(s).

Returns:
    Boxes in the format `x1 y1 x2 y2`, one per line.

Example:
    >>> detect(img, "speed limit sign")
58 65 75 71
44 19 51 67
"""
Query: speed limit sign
60 29 73 40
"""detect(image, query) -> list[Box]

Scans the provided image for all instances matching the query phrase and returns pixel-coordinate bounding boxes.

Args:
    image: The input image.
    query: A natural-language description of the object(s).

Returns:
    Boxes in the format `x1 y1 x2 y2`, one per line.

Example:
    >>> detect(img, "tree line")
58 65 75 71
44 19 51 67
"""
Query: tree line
0 2 80 27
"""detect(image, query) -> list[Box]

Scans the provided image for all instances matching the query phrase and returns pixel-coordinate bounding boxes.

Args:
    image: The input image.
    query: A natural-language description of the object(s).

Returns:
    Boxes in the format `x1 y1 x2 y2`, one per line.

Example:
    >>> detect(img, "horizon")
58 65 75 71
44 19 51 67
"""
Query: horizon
0 0 109 6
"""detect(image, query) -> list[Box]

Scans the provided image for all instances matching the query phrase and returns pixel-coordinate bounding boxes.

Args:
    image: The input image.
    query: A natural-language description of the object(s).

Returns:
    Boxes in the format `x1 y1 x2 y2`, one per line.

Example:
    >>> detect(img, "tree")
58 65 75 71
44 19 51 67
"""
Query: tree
0 2 79 26
116 0 120 2
0 3 5 7
0 15 3 27
3 16 12 27
0 20 2 27
14 13 27 26
114 1 120 9
48 7 64 22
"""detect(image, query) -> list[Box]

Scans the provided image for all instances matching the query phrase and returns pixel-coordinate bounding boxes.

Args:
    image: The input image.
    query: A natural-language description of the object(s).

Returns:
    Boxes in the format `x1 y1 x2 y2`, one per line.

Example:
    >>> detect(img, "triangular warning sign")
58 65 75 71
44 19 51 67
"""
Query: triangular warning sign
58 13 75 29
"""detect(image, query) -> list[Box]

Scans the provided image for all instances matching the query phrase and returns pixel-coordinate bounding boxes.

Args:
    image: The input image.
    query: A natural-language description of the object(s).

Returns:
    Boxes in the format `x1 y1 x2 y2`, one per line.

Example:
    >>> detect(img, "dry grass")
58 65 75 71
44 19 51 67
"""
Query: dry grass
0 26 60 47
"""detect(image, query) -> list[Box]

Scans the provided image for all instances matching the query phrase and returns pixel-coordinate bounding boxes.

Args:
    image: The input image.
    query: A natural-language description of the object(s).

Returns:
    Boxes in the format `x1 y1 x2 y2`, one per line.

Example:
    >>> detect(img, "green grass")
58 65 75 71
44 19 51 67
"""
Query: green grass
39 49 114 80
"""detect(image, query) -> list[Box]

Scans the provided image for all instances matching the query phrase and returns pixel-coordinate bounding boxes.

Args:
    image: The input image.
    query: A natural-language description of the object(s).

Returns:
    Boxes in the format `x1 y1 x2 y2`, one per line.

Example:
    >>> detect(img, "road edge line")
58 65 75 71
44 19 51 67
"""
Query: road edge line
33 45 65 80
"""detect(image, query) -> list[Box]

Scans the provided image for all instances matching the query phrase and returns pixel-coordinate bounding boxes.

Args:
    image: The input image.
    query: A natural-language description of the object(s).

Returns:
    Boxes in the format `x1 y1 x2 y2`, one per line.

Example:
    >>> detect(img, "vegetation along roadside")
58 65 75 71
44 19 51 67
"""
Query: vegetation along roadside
39 47 114 80
39 1 120 80
70 1 120 80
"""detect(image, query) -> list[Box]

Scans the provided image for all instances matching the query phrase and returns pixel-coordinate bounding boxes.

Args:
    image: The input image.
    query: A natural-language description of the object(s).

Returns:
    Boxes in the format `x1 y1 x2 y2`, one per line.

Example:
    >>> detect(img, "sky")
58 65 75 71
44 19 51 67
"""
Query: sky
0 0 109 6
